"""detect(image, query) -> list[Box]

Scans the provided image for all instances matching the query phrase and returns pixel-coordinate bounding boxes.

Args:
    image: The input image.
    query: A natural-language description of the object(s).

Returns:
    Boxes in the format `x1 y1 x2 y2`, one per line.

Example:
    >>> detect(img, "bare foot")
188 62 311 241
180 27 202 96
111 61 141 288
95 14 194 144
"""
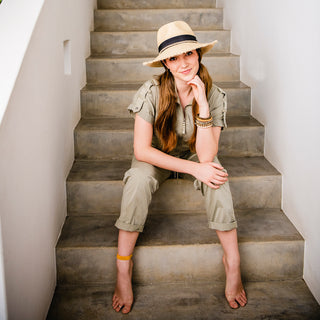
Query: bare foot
112 259 134 314
223 255 247 309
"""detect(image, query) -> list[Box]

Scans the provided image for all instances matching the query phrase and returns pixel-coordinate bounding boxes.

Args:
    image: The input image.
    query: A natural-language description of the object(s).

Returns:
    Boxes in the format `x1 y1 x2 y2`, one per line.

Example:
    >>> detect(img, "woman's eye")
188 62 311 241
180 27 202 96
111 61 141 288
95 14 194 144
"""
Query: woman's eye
186 51 193 56
169 57 177 61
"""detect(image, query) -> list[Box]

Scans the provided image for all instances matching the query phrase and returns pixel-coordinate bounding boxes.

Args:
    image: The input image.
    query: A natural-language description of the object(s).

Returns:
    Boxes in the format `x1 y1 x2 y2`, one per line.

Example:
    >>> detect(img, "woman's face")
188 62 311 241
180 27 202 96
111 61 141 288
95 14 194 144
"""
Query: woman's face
164 50 199 83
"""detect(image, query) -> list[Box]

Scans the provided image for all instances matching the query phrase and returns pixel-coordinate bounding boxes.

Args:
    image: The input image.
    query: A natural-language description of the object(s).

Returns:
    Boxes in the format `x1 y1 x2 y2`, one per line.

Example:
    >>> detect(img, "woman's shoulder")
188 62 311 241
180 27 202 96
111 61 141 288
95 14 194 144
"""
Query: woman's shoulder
138 78 160 95
133 78 160 105
128 78 160 118
208 83 227 100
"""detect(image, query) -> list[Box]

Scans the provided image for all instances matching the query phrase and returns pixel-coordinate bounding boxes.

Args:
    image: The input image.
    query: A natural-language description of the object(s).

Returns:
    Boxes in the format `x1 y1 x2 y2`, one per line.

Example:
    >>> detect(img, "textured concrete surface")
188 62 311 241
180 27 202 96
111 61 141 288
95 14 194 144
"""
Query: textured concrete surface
73 116 263 160
91 30 230 56
86 54 240 84
68 156 279 181
98 0 217 9
56 209 303 284
48 0 319 318
94 9 223 31
81 81 251 118
66 156 281 214
47 280 320 320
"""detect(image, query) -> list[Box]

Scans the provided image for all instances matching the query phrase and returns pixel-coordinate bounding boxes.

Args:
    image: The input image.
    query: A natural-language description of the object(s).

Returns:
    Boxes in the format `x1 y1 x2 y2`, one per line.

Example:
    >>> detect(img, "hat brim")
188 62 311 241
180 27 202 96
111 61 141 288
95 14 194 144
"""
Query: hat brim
143 40 218 68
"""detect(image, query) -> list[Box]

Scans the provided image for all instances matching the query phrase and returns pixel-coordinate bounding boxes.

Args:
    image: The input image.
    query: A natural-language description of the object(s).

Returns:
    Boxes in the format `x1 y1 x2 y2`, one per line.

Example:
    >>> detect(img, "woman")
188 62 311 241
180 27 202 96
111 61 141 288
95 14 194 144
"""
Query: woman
112 21 247 314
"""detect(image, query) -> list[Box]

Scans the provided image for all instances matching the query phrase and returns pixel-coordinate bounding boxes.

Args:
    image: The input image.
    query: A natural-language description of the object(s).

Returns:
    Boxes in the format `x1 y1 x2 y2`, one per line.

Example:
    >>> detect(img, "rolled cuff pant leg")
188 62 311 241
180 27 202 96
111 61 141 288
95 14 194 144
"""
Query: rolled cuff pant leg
115 158 170 232
202 180 237 231
190 155 237 231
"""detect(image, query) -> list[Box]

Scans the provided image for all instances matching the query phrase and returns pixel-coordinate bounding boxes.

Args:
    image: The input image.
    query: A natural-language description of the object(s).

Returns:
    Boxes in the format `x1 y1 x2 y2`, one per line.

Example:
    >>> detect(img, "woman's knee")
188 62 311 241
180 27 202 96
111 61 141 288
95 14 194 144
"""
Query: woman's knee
123 167 160 195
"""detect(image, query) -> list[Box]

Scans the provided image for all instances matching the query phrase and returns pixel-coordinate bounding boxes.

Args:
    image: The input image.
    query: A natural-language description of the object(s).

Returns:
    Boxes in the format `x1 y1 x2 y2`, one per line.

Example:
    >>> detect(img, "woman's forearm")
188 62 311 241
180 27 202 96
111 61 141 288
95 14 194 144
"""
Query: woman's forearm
135 145 197 176
195 101 221 162
195 126 219 162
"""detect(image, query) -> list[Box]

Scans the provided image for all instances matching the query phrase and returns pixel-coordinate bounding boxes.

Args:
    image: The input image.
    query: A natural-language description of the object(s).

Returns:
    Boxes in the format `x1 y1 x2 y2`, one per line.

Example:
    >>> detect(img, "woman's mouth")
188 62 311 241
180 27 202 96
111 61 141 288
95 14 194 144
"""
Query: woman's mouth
181 69 191 75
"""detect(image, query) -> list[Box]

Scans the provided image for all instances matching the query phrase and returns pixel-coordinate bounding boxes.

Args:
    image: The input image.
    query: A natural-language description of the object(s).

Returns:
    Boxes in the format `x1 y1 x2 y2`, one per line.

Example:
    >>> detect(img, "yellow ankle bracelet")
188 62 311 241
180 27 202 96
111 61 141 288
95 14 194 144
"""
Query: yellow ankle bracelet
117 253 133 261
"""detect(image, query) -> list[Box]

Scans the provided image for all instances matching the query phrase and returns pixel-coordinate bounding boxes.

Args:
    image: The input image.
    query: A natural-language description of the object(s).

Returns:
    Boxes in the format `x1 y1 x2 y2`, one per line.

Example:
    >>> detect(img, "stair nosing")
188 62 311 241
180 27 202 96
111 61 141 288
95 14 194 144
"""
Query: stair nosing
81 81 250 92
91 29 230 35
56 209 304 249
94 8 223 13
66 156 281 182
87 53 239 61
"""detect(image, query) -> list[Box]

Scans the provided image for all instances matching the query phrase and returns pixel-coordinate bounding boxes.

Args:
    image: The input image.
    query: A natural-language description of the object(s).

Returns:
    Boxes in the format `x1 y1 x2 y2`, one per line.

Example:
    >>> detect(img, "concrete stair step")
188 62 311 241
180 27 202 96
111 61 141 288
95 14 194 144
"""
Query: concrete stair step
48 280 320 320
55 209 303 285
91 30 230 56
66 156 281 215
74 116 263 160
98 0 217 9
81 81 250 118
94 8 223 31
86 54 240 84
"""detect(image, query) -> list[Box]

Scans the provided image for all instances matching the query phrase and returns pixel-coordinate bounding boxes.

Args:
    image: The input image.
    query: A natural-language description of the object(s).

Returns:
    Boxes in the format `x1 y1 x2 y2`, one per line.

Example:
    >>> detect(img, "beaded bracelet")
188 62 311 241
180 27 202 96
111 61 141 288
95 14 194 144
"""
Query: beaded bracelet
196 114 213 122
195 120 214 128
195 114 214 128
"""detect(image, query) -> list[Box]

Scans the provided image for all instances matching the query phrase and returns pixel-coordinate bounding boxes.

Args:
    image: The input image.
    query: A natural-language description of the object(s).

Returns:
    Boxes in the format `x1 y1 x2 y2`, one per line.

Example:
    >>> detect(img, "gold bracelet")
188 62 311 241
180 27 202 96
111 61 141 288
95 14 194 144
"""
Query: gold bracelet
196 114 213 122
195 118 214 128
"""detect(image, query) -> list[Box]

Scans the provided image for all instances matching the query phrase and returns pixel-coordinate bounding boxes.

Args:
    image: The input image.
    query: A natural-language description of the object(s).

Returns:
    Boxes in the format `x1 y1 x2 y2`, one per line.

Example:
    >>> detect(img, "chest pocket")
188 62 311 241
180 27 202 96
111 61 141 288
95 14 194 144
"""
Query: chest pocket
128 80 158 121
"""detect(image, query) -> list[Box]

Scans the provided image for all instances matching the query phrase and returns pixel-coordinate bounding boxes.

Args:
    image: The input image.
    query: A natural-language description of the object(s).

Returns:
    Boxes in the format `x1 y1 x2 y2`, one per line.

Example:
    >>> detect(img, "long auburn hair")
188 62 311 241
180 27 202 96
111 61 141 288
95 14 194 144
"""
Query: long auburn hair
155 49 213 153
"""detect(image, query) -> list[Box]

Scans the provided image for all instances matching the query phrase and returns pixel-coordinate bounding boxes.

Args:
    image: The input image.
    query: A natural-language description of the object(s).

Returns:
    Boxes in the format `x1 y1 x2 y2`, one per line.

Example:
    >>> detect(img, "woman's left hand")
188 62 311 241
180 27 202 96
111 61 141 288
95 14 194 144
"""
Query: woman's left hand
187 75 208 109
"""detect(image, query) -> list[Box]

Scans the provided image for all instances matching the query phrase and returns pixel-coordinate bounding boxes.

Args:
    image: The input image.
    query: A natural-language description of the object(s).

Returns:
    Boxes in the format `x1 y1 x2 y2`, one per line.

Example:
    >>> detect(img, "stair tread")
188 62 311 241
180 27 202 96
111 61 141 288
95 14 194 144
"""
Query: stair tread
82 81 250 92
57 209 302 249
88 52 238 60
47 279 320 320
91 29 228 34
68 156 279 182
75 115 262 132
95 8 222 13
97 0 217 10
94 8 223 32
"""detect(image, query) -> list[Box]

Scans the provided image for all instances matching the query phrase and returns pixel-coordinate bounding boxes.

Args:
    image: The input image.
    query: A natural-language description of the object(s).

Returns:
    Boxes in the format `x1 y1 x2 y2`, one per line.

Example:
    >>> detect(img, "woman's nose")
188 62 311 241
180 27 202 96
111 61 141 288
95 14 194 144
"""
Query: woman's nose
180 58 188 67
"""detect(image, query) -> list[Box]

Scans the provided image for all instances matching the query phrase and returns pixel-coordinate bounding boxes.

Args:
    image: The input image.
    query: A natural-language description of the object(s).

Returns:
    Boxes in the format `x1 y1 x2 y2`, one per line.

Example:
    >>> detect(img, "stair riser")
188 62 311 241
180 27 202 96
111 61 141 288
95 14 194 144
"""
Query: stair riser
74 126 264 160
81 86 250 118
98 0 217 9
91 30 230 56
94 9 223 31
86 56 240 84
56 241 303 285
67 176 281 214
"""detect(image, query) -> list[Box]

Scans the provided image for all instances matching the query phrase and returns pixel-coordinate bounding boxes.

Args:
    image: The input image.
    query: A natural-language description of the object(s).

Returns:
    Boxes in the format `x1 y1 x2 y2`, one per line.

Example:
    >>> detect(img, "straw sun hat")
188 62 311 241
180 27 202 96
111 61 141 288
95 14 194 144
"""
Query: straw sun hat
143 21 217 68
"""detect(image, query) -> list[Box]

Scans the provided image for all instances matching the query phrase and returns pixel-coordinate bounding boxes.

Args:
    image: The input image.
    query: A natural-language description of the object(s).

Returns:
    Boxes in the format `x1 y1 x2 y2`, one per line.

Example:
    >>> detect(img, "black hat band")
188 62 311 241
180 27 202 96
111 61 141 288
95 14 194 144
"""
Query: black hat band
158 34 197 53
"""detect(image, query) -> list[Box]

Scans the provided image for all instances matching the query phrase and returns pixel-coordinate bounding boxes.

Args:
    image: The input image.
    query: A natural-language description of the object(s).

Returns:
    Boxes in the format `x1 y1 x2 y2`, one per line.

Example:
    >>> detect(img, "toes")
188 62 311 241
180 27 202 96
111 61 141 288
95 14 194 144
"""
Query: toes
112 296 118 306
113 304 123 313
237 295 247 307
238 291 247 306
122 305 132 314
228 299 239 309
226 294 239 309
112 297 124 312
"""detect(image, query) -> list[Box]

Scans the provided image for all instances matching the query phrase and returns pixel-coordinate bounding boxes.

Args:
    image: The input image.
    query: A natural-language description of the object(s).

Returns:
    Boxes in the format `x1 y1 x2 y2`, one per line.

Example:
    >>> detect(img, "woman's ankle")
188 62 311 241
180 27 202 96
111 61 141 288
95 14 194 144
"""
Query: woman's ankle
223 254 240 269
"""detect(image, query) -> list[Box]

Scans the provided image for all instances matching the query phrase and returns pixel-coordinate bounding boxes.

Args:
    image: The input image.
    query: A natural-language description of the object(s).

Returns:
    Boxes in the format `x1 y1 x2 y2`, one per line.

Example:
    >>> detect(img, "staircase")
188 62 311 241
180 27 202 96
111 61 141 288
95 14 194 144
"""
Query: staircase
47 0 320 319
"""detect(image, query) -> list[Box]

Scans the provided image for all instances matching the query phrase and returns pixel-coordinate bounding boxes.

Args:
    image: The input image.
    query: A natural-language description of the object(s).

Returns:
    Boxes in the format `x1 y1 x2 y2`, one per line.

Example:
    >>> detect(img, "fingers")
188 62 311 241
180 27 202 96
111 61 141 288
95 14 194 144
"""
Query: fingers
206 182 220 189
208 162 225 171
187 75 204 87
187 76 206 102
196 162 229 189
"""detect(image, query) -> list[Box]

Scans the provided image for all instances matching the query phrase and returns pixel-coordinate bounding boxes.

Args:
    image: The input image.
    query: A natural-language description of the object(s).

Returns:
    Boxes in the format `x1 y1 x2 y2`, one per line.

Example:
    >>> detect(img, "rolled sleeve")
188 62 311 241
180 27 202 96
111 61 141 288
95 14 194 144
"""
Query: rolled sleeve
128 80 157 124
208 86 227 130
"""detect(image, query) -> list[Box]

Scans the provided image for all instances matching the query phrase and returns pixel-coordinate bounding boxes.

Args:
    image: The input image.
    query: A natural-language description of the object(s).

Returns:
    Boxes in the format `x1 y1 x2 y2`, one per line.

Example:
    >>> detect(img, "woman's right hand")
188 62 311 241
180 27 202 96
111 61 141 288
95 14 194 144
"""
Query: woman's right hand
193 162 228 189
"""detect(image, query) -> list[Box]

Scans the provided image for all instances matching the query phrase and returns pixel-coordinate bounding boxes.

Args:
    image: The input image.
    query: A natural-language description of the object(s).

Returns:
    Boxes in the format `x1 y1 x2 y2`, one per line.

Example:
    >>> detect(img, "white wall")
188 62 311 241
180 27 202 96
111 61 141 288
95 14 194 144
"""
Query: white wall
0 0 44 126
218 0 320 303
0 0 96 319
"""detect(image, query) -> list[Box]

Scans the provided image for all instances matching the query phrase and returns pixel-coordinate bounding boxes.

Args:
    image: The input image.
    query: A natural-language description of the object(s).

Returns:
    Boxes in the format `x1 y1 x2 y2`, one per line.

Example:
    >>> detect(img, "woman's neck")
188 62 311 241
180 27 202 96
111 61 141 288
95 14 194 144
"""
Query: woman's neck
175 79 193 107
175 78 190 95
